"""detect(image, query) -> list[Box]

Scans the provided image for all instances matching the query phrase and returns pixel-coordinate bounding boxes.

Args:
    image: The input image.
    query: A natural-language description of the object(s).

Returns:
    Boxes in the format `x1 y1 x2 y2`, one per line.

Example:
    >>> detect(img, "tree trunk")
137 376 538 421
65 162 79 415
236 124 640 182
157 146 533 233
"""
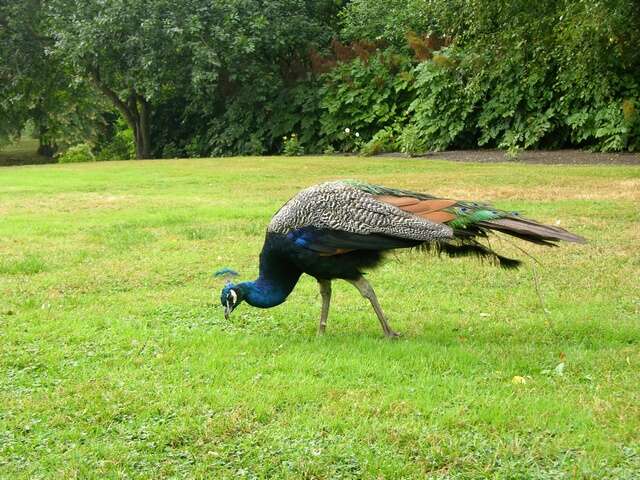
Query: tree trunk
34 118 55 157
37 141 55 157
126 92 151 159
135 95 151 159
88 70 152 159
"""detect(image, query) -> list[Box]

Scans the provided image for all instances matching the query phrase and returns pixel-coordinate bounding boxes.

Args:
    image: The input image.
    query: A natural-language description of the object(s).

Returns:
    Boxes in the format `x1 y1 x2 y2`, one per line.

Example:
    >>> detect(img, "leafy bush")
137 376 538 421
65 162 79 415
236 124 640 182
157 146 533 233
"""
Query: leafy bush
360 126 399 155
319 51 415 152
398 123 426 156
96 120 135 160
394 0 640 152
552 0 640 151
184 134 210 158
407 50 481 151
282 133 305 156
57 143 95 163
339 0 445 48
161 142 183 159
190 80 324 157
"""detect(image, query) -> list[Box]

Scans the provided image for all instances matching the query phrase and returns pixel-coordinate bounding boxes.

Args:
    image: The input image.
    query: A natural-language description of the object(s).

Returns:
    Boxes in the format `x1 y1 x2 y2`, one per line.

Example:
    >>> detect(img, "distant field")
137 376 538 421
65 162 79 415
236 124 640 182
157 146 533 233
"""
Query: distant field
0 157 638 478
0 137 52 167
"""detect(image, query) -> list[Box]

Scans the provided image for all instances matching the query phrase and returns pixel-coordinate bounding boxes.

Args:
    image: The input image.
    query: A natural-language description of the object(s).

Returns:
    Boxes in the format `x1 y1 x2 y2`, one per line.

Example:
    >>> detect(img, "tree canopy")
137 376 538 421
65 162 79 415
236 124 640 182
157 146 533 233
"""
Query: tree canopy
1 0 638 158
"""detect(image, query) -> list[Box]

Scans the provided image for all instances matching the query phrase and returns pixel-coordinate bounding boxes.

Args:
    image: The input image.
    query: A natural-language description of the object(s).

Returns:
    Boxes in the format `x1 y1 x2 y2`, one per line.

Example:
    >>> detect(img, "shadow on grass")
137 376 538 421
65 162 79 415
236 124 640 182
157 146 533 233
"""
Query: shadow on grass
0 137 54 167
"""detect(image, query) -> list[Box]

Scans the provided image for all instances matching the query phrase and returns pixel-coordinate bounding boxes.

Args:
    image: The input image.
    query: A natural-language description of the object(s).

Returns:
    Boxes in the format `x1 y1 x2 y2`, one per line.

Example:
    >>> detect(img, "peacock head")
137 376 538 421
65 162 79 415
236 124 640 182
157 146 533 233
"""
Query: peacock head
215 268 242 320
220 282 246 319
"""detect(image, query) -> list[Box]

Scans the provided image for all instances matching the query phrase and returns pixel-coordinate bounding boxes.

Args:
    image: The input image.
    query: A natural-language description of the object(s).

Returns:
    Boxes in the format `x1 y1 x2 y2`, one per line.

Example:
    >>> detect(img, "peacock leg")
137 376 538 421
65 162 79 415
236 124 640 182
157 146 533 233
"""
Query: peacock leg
317 279 332 335
348 276 400 338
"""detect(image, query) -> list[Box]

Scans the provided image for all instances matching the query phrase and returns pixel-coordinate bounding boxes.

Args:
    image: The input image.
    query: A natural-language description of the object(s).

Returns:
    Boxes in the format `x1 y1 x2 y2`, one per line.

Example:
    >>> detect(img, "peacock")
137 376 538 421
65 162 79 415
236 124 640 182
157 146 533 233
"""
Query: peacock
218 180 585 337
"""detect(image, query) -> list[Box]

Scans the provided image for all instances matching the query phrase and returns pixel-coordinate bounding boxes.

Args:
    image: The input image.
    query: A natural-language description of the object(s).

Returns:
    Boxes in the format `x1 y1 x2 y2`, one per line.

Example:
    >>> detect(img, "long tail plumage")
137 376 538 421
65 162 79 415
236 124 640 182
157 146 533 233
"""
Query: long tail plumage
478 217 586 245
281 181 587 269
352 180 587 268
424 208 586 268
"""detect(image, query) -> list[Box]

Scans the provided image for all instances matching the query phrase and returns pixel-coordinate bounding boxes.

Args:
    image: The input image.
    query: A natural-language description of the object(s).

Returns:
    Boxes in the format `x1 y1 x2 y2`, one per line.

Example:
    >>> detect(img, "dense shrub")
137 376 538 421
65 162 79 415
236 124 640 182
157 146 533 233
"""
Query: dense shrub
339 0 447 48
149 73 325 158
57 143 95 163
407 50 480 151
360 126 399 155
96 119 135 160
319 51 415 152
282 133 305 156
552 0 640 151
334 0 640 153
6 0 638 157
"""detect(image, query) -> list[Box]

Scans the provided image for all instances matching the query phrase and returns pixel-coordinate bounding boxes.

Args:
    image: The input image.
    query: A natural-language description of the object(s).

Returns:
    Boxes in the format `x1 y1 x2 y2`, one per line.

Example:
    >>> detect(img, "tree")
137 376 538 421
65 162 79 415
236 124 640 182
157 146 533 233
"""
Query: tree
0 0 36 144
0 0 102 154
47 0 193 158
165 0 343 156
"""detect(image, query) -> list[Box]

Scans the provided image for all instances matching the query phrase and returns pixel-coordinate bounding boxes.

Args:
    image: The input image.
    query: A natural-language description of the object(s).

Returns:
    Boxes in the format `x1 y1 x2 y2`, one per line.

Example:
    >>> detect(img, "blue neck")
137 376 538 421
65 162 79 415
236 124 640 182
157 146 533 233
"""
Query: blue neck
239 276 297 309
240 237 302 308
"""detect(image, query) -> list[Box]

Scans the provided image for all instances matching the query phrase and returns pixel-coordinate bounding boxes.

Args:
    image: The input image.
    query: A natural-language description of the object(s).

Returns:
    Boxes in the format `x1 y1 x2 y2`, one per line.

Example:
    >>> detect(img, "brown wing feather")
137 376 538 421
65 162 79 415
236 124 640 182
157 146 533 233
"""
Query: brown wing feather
375 195 421 207
373 193 585 244
401 199 457 213
417 211 457 223
375 196 457 224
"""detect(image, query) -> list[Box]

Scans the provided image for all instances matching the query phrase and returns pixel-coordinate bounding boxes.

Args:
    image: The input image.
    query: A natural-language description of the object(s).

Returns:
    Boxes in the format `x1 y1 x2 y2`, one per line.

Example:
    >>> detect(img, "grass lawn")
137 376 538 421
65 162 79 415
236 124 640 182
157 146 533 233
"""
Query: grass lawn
1 157 638 478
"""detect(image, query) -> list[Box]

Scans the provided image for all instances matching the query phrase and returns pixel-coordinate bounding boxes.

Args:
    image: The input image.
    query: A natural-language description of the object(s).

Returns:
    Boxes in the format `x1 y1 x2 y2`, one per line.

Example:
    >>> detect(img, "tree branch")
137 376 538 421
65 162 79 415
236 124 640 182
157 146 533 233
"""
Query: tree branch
87 66 136 131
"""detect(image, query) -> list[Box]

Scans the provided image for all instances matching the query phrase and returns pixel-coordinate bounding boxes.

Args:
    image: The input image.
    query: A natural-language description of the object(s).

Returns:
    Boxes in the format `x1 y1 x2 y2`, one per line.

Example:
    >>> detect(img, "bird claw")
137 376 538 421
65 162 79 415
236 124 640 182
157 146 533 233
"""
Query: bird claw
385 330 401 339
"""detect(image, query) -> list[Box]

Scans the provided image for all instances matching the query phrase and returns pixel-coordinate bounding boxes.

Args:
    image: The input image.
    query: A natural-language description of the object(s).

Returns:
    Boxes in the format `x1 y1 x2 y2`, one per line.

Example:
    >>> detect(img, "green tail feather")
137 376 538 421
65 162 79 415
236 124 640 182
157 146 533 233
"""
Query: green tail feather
448 206 502 229
344 179 436 200
444 203 585 245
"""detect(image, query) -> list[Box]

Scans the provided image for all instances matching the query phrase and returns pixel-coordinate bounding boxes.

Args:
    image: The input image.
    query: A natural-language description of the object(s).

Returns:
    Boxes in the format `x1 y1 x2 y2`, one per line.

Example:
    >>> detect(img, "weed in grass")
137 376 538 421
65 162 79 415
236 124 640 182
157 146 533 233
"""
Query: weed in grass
0 254 48 275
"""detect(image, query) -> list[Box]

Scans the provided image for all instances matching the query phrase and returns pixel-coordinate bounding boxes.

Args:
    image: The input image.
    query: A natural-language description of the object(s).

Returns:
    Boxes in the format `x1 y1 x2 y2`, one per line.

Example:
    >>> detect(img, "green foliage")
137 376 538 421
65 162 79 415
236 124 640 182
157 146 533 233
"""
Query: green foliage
360 126 399 155
184 135 210 159
57 143 95 164
2 0 639 156
160 142 183 159
282 134 305 156
398 123 426 156
394 0 640 152
0 0 104 154
46 0 197 158
407 51 480 151
147 2 336 157
96 120 135 161
323 144 337 154
186 80 325 157
319 51 415 152
551 0 640 152
339 0 444 47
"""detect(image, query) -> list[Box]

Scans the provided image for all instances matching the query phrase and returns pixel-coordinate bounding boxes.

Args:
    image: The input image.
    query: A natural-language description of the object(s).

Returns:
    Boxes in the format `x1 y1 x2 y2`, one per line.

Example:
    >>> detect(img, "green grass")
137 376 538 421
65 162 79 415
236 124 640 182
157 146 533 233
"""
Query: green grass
1 157 639 479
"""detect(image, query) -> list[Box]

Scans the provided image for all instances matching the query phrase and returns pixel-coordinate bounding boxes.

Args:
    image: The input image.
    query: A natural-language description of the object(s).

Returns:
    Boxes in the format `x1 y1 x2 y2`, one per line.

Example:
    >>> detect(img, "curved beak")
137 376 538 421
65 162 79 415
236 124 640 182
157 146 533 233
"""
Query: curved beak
224 301 233 320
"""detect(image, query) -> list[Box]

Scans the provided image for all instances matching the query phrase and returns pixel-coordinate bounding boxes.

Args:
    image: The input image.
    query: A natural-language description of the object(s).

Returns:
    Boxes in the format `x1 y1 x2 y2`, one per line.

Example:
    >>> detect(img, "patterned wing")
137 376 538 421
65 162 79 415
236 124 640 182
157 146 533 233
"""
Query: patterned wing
268 180 584 259
267 182 454 254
